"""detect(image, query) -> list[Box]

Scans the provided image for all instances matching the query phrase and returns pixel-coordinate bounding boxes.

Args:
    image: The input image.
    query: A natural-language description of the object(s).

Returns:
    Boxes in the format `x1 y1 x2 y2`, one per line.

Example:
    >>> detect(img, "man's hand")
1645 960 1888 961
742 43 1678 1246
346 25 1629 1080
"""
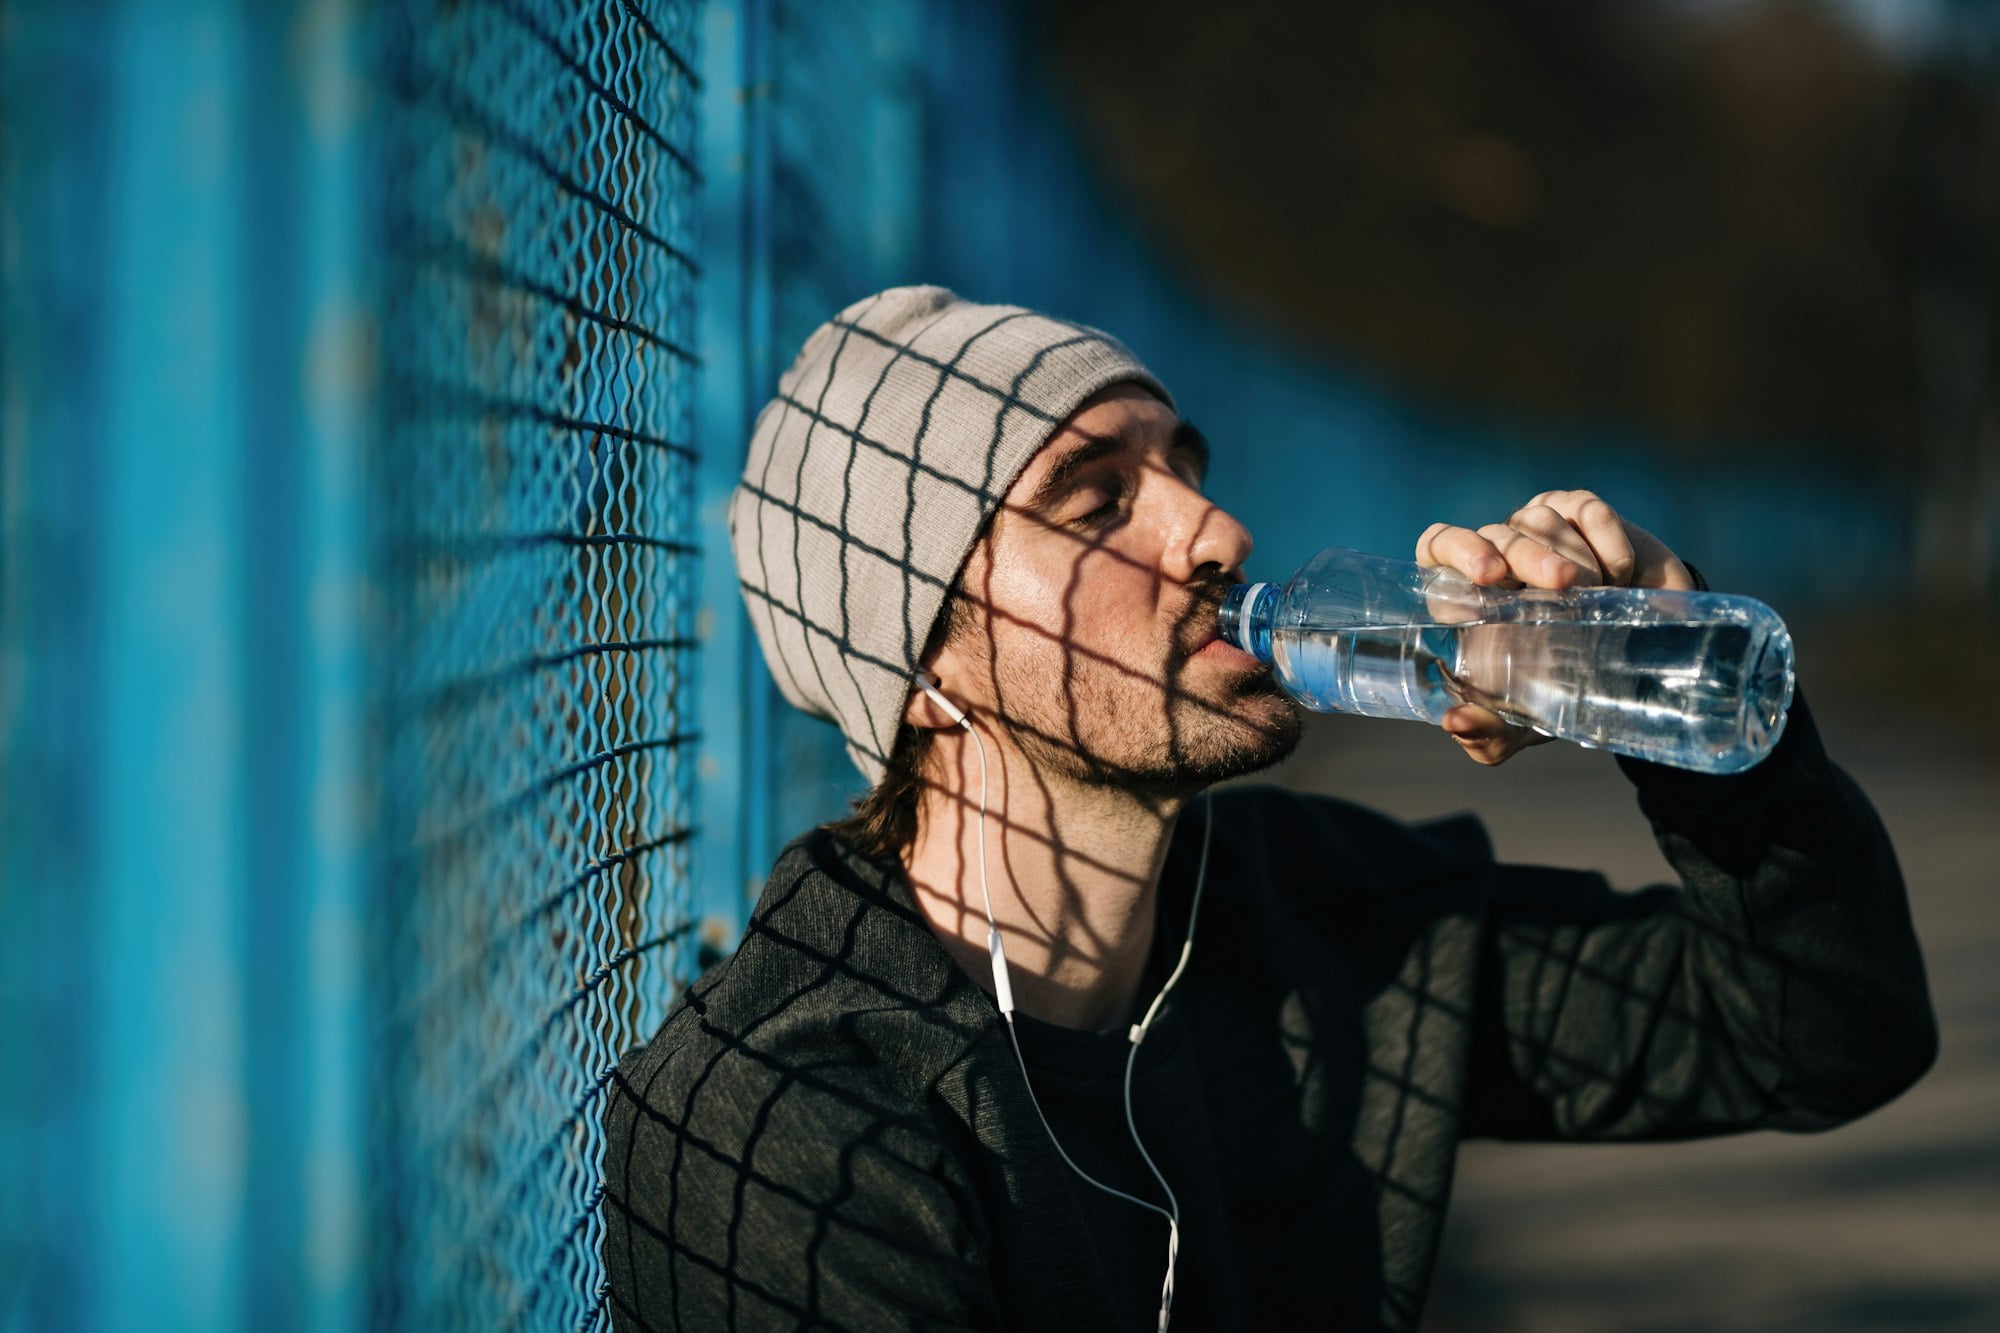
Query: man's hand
1414 489 1694 767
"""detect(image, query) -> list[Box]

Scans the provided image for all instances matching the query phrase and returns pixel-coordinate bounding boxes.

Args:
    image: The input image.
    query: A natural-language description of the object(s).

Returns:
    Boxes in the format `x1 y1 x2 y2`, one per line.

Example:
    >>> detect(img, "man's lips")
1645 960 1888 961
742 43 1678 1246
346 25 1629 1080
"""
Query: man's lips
1179 605 1262 669
1193 634 1263 668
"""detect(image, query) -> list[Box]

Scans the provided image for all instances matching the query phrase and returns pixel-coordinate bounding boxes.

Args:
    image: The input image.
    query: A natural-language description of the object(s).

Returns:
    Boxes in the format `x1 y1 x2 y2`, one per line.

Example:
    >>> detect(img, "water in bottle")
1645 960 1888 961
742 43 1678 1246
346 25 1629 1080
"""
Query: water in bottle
1217 548 1794 774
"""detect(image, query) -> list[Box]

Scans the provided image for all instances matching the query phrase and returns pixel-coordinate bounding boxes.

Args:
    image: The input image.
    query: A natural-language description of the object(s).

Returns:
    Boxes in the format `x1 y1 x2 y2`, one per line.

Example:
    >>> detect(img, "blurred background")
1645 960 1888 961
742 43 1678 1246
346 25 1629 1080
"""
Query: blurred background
1 0 1993 1329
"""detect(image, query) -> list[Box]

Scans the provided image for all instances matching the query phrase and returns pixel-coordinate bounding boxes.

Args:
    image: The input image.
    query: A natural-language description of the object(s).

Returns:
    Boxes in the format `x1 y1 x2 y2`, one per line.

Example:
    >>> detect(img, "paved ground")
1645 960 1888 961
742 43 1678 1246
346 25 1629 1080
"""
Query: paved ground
1262 618 2000 1331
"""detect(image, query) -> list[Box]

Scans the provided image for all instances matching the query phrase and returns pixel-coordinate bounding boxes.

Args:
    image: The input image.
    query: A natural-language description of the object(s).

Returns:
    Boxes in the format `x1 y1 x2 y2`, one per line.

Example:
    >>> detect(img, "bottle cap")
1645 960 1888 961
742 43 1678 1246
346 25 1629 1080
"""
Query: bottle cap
1218 583 1275 660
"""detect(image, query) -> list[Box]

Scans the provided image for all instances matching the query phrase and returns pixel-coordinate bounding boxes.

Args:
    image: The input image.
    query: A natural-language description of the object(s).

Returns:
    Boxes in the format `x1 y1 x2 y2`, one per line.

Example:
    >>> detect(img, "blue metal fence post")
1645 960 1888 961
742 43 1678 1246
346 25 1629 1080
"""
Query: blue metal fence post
94 3 255 1325
264 3 373 1329
705 0 935 887
693 0 770 942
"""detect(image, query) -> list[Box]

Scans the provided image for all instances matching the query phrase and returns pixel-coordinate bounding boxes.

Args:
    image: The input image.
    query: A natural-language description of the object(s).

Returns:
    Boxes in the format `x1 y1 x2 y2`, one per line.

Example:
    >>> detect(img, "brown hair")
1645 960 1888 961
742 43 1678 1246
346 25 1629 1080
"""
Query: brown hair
825 586 976 860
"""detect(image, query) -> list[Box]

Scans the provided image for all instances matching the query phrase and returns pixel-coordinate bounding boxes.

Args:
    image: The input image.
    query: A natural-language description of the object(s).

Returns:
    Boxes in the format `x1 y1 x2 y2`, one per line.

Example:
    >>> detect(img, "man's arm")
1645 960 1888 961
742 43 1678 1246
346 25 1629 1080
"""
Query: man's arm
601 1029 999 1331
1460 685 1938 1139
1412 489 1935 1138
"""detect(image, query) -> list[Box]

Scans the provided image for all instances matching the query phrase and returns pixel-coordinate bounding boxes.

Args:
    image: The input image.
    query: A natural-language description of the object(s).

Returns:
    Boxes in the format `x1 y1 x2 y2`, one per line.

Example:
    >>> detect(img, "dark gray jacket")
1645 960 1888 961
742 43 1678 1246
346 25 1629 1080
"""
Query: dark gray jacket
602 692 1936 1331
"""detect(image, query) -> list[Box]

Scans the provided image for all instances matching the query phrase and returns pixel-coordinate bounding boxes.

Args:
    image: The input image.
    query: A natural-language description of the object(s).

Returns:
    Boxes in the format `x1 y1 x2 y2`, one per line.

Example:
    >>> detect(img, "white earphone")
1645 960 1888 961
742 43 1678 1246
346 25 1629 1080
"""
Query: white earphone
912 672 1214 1332
913 671 967 726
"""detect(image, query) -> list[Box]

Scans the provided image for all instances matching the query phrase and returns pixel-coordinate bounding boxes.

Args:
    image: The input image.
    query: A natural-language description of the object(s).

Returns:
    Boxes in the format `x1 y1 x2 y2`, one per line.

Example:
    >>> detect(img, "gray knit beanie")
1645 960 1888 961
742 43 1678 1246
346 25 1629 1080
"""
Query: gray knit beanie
729 285 1174 783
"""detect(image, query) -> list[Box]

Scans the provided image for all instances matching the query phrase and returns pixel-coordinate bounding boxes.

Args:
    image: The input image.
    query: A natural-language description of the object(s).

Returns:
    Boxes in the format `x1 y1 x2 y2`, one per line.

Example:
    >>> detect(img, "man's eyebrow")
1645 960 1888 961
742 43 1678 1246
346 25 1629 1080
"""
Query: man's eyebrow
1026 432 1127 512
1026 420 1212 514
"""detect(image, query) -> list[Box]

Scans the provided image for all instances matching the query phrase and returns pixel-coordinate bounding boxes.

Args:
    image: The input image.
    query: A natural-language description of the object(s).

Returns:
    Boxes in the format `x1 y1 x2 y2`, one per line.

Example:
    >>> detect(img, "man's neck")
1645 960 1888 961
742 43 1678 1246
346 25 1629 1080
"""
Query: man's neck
901 729 1188 1032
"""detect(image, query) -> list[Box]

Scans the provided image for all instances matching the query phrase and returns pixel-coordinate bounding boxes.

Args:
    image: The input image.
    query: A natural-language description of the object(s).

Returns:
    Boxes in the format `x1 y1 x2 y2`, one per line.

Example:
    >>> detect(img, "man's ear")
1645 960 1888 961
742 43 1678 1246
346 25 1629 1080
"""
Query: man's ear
904 646 968 730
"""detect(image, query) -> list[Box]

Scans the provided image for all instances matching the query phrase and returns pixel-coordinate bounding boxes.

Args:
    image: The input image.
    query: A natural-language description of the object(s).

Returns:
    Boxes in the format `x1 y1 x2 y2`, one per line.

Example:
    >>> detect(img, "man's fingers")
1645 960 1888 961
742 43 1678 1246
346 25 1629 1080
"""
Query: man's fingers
1441 704 1492 737
1520 490 1637 586
1507 505 1605 584
1569 495 1638 585
1423 491 1678 594
1415 522 1509 583
1442 703 1549 766
1475 522 1592 588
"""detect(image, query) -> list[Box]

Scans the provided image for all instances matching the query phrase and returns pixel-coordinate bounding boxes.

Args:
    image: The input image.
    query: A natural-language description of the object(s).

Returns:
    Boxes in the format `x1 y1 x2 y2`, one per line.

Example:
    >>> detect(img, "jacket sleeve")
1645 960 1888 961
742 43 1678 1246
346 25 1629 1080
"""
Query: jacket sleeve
1461 687 1938 1141
601 1031 1000 1332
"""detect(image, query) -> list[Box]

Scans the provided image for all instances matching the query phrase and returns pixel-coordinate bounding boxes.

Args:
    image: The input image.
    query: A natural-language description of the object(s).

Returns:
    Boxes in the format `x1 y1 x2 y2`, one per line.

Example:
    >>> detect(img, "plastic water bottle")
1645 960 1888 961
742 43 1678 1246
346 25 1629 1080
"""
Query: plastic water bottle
1217 547 1795 774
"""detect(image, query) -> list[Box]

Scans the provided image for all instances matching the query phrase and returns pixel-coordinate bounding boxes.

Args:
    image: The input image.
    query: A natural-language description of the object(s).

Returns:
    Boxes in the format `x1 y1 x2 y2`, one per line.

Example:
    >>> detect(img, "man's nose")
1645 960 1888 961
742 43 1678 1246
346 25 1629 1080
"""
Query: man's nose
1161 477 1254 583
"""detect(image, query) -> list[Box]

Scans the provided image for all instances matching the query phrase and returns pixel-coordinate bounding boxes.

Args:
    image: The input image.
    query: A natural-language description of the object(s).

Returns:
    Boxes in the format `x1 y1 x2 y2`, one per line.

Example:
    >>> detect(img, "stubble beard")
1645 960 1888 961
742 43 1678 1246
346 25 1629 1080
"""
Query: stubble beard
998 653 1304 798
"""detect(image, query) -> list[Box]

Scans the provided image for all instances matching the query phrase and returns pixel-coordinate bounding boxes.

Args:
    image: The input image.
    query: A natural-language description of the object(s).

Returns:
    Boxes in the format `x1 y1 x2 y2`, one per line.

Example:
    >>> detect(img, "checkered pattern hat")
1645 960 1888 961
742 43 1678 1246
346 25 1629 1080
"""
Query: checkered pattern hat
729 285 1173 781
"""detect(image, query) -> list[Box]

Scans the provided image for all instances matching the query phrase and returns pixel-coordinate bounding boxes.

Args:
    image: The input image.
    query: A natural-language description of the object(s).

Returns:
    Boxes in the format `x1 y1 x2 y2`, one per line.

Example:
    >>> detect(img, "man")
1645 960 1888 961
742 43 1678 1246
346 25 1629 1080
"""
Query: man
602 286 1935 1330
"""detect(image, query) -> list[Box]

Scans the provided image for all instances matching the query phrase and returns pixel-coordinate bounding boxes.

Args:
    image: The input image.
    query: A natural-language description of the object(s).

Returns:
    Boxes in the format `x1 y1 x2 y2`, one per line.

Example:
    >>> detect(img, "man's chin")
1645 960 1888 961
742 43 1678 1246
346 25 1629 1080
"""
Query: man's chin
1007 670 1303 792
1162 688 1303 787
1224 697 1306 773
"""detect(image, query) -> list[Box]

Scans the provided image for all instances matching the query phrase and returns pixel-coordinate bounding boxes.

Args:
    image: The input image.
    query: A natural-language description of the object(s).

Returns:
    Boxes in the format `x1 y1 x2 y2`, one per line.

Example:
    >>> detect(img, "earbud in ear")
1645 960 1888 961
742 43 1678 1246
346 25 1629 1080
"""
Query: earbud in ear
913 672 969 727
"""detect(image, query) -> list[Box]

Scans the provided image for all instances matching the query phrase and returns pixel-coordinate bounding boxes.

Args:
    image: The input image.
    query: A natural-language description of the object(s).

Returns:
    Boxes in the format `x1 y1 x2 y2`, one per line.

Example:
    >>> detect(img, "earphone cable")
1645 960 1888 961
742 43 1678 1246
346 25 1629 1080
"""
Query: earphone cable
949 698 1211 1333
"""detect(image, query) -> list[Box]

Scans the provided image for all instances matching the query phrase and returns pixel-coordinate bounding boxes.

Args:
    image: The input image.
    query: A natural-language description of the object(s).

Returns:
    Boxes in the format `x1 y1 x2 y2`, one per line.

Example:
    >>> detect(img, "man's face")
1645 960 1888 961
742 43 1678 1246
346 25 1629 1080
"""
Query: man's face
933 383 1302 792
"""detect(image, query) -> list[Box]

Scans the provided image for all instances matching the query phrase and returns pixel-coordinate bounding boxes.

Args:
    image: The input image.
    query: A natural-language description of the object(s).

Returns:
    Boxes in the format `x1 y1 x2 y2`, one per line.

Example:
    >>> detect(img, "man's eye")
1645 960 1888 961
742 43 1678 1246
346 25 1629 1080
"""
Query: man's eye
1069 488 1122 528
1163 449 1207 489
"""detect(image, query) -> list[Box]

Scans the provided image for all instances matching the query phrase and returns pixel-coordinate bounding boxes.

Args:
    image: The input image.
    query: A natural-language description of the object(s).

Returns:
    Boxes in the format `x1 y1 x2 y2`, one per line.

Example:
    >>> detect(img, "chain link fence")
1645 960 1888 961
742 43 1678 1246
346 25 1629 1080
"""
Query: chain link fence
370 2 701 1326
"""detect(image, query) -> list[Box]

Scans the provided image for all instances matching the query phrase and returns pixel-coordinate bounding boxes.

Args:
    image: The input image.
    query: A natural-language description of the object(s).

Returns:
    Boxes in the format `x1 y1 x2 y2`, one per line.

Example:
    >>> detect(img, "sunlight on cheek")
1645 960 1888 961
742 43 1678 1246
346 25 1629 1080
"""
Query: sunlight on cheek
967 513 1167 687
1018 539 1146 633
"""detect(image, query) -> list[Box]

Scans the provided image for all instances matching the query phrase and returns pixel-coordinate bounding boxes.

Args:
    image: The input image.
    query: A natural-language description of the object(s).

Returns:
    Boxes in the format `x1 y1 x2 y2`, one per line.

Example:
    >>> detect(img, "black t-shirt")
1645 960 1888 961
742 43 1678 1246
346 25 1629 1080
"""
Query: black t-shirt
1008 857 1214 1331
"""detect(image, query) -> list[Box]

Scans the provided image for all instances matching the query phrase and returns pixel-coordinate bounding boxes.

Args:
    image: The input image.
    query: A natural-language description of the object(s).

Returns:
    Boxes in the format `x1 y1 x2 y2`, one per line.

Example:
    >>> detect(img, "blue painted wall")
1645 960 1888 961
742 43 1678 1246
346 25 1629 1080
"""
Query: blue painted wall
1 2 372 1328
